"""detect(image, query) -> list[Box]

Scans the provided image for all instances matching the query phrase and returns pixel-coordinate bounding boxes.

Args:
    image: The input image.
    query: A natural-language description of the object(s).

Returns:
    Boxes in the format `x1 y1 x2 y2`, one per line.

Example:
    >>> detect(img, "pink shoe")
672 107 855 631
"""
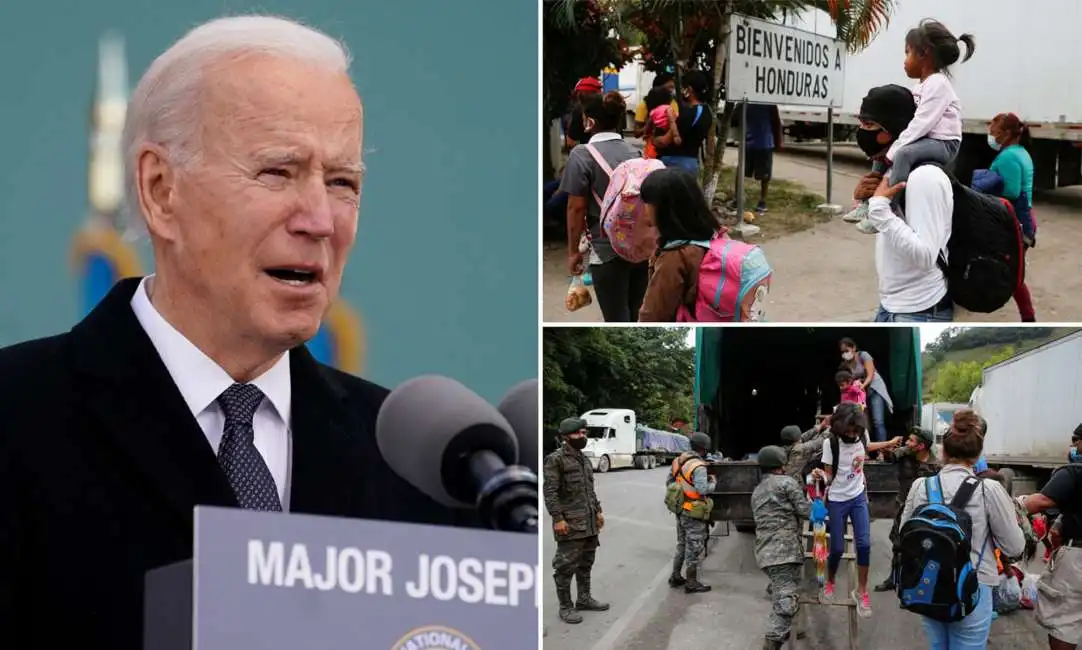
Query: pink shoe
855 590 872 618
820 582 836 604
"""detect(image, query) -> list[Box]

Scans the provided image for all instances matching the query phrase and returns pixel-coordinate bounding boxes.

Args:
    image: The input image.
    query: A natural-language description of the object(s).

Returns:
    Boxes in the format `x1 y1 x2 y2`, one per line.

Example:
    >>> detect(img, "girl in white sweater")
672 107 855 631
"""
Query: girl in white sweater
846 19 975 234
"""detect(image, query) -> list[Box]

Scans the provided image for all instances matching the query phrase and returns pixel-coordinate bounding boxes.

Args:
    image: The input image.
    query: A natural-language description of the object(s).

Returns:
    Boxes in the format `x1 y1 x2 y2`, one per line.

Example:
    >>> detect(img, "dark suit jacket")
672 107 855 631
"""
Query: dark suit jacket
0 278 477 650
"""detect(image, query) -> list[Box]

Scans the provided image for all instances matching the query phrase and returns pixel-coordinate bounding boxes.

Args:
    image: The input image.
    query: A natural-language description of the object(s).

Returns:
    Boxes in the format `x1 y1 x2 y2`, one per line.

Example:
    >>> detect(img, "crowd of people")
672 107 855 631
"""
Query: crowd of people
548 17 1042 324
543 346 1082 650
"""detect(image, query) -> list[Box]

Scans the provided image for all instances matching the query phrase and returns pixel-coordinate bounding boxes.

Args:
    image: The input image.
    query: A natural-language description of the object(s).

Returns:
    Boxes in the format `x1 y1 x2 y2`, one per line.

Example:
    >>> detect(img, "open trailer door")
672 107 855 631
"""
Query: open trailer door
693 327 918 526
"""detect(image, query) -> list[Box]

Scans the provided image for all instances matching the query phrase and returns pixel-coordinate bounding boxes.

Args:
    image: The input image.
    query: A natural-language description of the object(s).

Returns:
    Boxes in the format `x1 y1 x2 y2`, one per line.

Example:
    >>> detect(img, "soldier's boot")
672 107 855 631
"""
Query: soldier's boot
574 574 610 611
683 566 712 593
762 638 784 650
668 557 686 587
557 588 582 624
873 576 896 592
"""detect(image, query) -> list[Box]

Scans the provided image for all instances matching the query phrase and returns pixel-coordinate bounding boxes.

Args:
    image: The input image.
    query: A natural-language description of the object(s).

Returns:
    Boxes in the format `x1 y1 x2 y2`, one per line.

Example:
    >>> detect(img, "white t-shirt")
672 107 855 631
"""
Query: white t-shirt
821 437 867 502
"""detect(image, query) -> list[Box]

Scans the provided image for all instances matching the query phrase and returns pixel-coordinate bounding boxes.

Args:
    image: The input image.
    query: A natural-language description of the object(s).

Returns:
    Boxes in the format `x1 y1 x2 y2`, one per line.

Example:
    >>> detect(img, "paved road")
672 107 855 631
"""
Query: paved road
542 144 1082 323
542 466 1049 650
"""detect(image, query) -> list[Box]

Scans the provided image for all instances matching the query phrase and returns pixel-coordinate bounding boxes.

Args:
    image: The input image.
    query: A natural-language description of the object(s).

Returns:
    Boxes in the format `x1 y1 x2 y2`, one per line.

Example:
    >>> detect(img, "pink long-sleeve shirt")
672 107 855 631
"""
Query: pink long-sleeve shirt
886 72 963 162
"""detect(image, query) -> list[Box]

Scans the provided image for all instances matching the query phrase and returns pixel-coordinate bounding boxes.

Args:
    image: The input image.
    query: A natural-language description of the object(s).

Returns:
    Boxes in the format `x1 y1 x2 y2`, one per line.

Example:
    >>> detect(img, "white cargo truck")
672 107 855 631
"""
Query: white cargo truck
578 408 691 473
776 1 1082 189
970 331 1082 495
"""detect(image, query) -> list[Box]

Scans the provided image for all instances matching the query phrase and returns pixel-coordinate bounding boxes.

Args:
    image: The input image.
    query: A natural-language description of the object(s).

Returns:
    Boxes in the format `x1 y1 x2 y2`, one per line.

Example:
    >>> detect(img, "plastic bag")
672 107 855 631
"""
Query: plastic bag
994 572 1023 614
1021 573 1040 609
565 276 592 312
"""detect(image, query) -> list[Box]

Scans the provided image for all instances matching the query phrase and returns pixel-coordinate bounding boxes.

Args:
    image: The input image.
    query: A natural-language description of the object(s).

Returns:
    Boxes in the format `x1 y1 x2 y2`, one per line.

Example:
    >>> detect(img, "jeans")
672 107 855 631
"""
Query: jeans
826 492 871 575
874 303 954 323
543 180 568 227
590 257 649 322
660 155 699 173
867 391 888 443
920 584 993 650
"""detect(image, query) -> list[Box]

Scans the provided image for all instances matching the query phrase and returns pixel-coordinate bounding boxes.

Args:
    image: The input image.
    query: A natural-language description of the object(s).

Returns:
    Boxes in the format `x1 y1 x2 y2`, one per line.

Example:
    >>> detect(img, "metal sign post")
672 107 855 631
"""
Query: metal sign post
731 101 762 238
817 106 843 214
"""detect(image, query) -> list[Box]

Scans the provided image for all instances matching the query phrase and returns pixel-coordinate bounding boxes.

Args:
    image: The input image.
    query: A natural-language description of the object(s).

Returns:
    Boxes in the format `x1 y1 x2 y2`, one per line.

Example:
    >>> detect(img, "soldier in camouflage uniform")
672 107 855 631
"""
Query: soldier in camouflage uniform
874 426 941 592
752 445 811 650
543 417 610 624
780 419 831 485
667 432 717 593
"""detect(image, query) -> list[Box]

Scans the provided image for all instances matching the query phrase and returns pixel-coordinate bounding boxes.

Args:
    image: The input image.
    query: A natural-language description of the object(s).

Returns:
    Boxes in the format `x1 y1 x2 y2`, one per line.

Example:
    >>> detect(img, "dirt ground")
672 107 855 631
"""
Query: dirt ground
543 145 1082 323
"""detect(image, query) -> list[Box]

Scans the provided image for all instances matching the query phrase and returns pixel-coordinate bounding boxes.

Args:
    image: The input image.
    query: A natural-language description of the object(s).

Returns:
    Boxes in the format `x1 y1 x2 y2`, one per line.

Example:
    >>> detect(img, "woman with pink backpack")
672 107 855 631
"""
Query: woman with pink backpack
637 168 773 322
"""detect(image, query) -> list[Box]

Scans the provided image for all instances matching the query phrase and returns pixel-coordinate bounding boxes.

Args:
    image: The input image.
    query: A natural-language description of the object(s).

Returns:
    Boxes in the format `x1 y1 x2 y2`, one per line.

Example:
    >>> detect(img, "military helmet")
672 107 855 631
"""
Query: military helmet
559 417 586 435
780 425 802 443
758 445 788 469
910 426 935 447
689 432 711 451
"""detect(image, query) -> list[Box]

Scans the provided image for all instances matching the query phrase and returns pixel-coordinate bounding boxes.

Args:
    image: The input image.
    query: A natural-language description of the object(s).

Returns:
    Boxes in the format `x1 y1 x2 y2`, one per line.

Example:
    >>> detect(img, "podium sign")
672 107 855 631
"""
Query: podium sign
145 506 538 650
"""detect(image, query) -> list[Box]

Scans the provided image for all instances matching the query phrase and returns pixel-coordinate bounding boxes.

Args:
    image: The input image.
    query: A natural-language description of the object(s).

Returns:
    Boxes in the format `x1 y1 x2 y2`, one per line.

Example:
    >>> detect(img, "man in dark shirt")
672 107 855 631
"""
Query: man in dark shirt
876 427 940 592
1021 464 1082 649
655 70 713 173
743 103 782 214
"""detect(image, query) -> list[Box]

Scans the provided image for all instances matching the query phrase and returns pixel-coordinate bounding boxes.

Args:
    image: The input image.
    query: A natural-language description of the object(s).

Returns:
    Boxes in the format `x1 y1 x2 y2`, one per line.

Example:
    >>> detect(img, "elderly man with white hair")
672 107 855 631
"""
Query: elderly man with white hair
0 16 477 649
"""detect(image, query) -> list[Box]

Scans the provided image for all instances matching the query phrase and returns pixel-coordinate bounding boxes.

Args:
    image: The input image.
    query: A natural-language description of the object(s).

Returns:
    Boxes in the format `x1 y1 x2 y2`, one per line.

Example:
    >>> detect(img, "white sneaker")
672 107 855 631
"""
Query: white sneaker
842 203 868 223
855 219 879 234
854 590 872 618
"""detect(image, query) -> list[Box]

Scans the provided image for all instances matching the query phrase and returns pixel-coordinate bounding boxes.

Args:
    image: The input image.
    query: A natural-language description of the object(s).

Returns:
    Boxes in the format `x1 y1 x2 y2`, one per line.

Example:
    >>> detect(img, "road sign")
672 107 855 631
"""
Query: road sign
726 14 846 108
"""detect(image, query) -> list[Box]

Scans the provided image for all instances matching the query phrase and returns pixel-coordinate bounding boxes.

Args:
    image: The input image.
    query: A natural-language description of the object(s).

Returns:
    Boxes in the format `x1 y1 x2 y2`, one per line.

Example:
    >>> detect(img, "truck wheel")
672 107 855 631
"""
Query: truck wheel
998 467 1016 497
647 456 656 469
598 455 611 473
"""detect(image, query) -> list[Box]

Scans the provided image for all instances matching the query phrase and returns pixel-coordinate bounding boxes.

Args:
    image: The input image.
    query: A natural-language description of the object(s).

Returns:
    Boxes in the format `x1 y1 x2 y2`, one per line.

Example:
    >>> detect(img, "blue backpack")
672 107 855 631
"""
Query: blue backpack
894 475 990 622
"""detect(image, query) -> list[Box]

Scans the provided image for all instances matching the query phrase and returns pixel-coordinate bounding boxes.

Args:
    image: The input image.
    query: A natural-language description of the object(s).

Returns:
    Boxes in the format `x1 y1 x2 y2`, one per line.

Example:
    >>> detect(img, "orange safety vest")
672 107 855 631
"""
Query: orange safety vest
671 453 707 511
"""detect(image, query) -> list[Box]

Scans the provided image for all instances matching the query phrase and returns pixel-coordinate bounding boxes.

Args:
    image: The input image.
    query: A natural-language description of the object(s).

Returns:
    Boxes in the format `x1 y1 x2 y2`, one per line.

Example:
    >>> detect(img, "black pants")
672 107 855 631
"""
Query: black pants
590 258 649 322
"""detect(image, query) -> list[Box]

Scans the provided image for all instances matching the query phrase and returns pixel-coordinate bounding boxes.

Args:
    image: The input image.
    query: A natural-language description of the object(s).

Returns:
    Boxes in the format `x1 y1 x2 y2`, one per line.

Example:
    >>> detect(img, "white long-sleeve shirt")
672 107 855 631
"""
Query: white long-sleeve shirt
886 73 963 162
870 165 952 313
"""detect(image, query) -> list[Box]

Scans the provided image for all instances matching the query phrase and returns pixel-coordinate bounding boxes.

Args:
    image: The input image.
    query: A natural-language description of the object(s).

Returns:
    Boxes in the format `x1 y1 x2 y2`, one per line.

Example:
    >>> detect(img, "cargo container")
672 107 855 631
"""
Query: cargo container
970 330 1082 495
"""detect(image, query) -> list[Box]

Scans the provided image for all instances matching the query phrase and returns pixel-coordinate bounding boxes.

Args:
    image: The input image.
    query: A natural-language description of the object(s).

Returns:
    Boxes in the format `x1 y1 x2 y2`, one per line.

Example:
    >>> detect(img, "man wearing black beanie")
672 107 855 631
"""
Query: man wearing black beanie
852 84 955 323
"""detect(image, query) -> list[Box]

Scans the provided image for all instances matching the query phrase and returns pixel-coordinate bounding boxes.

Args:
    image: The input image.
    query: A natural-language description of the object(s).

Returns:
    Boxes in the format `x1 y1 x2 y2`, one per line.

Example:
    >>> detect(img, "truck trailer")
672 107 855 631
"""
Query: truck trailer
693 327 922 530
578 408 691 473
776 1 1082 190
970 330 1082 496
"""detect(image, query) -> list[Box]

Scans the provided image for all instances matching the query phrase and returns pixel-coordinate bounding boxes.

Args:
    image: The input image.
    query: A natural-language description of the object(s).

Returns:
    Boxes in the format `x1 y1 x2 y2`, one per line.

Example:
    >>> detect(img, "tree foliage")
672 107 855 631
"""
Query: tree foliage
543 0 628 124
930 346 1017 403
923 327 1058 366
544 327 694 429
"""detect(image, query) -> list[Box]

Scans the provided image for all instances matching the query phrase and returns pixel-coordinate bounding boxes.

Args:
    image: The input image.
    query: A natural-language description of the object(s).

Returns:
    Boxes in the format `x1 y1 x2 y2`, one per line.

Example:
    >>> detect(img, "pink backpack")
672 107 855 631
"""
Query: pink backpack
671 234 773 322
585 144 665 263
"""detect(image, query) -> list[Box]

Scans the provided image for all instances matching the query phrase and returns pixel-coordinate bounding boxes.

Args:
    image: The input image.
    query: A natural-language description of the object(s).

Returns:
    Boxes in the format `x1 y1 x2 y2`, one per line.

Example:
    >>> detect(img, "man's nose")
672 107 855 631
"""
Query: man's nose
289 177 335 238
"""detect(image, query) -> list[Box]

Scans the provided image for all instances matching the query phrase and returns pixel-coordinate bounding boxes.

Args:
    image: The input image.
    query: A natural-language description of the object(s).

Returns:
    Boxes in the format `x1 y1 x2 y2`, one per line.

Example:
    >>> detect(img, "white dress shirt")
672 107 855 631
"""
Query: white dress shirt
130 276 293 510
870 164 953 313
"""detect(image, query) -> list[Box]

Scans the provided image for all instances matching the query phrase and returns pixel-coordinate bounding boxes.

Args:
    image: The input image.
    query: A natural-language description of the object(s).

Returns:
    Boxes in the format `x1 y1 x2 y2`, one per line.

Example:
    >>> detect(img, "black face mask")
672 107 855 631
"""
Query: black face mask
568 437 587 450
856 129 889 158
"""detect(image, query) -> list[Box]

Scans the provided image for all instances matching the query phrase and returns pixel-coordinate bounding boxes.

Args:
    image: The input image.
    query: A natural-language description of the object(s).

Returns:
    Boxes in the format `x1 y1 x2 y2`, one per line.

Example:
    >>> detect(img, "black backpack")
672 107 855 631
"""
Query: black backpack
894 475 991 622
903 162 1025 313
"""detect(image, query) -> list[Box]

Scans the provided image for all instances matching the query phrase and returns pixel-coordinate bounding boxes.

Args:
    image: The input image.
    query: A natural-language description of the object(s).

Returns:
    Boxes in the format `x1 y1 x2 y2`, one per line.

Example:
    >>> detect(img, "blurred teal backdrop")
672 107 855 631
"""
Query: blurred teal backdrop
0 0 537 403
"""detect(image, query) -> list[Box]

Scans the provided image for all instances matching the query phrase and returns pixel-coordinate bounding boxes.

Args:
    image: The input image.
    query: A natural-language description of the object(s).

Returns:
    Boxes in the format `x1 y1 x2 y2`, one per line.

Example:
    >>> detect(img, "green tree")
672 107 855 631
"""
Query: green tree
930 346 1017 402
543 327 694 428
543 0 628 180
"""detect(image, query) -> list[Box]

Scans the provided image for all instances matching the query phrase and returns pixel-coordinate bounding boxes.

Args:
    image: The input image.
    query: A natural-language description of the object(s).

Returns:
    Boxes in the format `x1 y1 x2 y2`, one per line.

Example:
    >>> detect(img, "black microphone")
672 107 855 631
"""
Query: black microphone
375 375 539 534
497 379 538 474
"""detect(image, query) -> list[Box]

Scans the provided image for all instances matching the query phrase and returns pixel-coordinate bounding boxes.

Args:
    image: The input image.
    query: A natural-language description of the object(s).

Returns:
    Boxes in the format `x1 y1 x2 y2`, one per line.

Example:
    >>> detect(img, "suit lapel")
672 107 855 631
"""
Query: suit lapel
70 279 238 530
287 346 360 517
